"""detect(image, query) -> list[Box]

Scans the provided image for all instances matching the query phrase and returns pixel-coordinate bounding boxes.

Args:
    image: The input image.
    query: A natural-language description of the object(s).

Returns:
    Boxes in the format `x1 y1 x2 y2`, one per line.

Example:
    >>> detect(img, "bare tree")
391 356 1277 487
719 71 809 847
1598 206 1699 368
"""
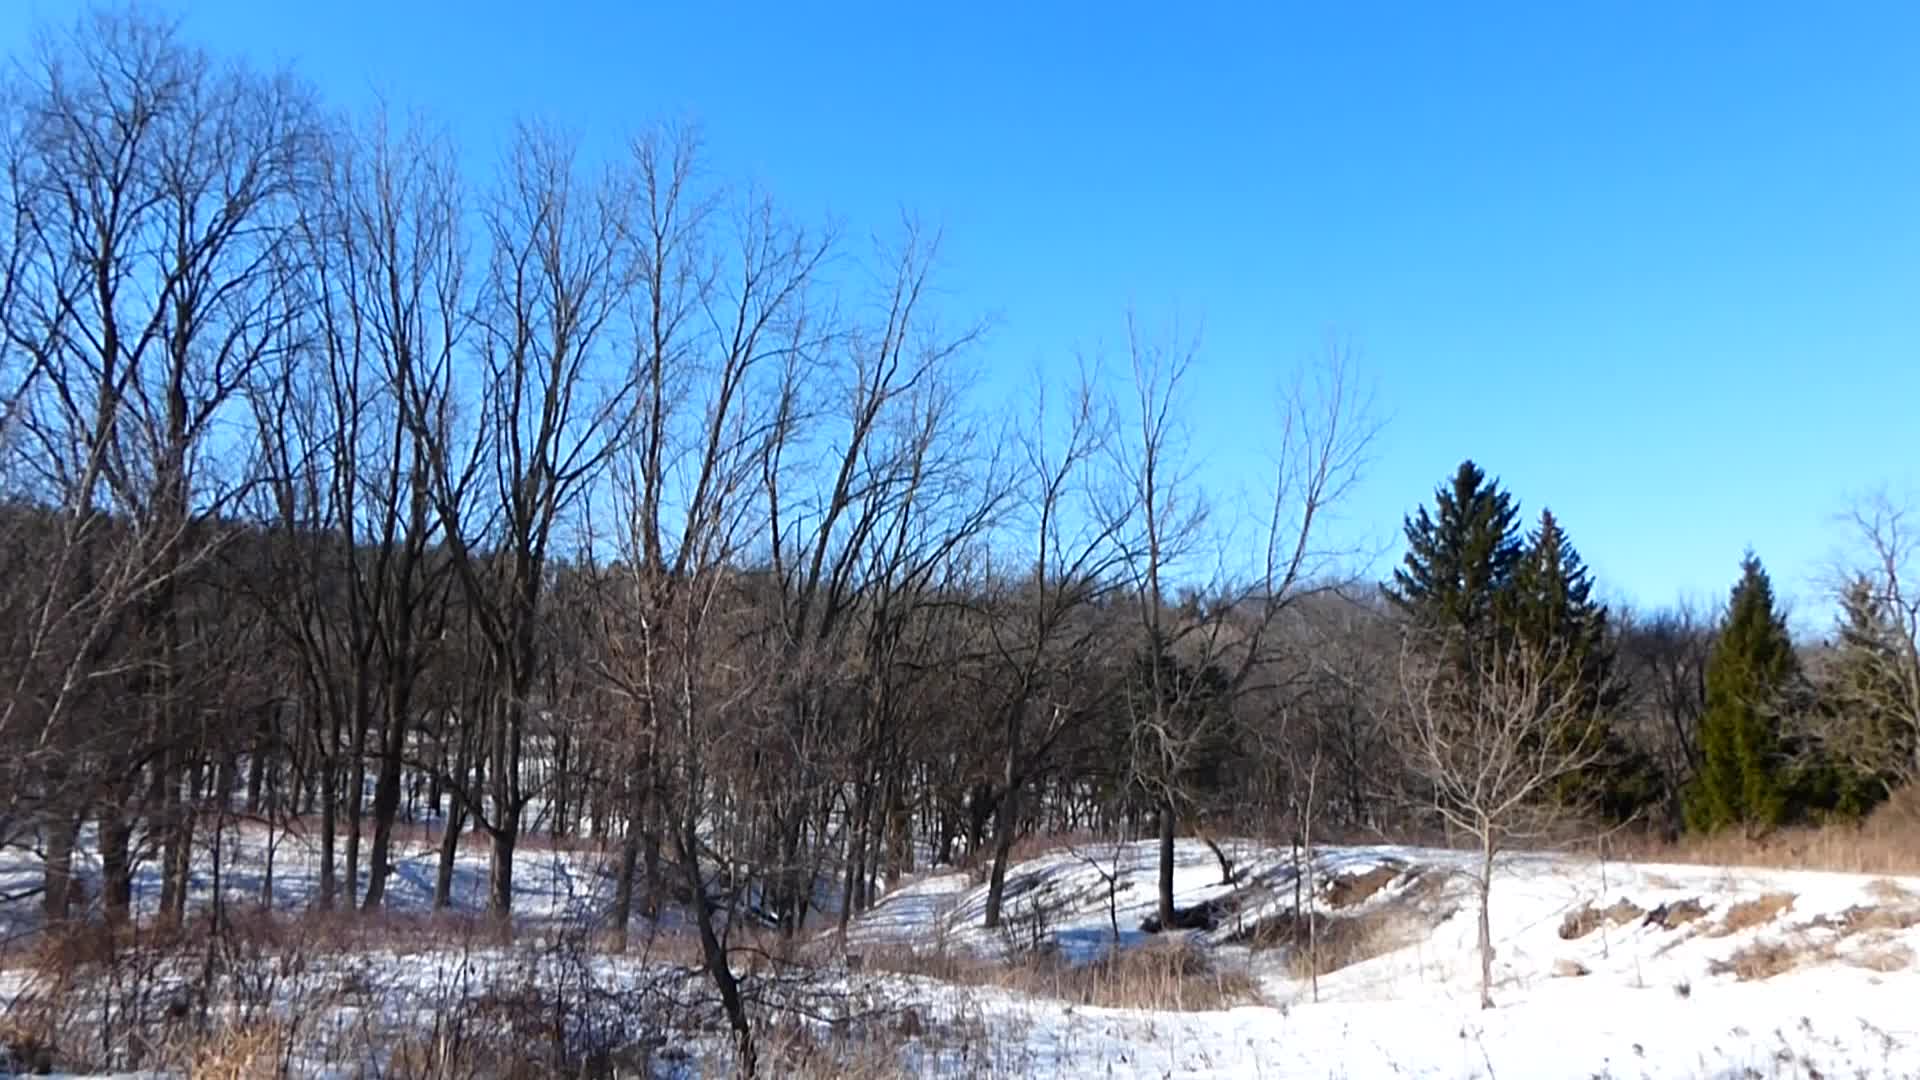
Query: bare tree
1394 634 1607 1009
426 125 637 916
1113 323 1376 929
1821 489 1920 789
1 9 318 923
978 369 1127 929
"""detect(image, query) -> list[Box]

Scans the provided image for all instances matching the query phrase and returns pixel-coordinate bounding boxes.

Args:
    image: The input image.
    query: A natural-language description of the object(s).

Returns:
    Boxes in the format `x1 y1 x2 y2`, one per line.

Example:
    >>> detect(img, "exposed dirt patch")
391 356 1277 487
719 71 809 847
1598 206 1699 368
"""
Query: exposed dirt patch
1324 863 1404 909
1710 892 1795 937
1558 898 1645 940
1643 898 1711 931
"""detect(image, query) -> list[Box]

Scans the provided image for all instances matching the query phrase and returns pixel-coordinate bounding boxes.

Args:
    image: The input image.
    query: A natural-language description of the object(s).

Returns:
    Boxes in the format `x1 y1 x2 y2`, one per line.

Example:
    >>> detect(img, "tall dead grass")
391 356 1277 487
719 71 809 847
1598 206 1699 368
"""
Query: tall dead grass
1603 788 1920 876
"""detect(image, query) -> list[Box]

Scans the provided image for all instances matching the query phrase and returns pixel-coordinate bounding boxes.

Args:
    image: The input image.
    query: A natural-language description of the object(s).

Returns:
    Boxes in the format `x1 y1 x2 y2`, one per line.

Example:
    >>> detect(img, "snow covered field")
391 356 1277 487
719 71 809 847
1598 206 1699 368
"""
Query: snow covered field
4 830 1920 1077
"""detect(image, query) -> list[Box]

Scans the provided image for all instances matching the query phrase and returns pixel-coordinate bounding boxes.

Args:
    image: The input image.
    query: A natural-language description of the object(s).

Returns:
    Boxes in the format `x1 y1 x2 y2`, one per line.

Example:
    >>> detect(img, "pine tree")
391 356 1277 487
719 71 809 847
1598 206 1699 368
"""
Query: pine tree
1506 509 1654 819
1507 509 1609 707
1386 460 1524 650
1813 577 1910 802
1684 554 1800 833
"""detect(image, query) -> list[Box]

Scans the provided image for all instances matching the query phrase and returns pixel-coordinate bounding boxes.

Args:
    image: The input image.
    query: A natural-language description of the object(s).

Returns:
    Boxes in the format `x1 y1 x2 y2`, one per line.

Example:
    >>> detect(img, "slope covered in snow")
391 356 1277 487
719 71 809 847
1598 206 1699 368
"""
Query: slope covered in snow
842 838 1920 1077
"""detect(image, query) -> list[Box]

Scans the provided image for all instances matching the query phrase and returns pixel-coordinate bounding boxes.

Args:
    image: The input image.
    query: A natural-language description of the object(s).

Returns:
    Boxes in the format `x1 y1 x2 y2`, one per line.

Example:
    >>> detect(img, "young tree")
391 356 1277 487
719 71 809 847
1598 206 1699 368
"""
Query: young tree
1824 492 1920 790
1684 554 1800 833
1395 633 1607 1009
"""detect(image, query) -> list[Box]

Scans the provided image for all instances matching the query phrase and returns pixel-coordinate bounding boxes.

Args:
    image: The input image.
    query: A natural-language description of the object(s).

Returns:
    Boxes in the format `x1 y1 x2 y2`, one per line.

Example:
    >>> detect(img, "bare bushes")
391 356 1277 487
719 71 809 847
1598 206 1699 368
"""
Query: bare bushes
0 913 682 1077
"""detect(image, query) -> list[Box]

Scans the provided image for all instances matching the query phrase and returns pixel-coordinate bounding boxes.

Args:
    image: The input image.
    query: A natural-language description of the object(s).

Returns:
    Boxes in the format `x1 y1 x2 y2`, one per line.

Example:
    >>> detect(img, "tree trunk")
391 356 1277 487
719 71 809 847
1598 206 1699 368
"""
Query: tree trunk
362 694 411 910
42 806 77 923
983 777 1021 929
610 768 645 948
1477 830 1497 1010
680 809 755 1078
434 799 465 911
157 757 193 928
100 800 132 925
344 695 371 910
1156 799 1177 931
435 728 479 910
318 734 339 911
489 819 517 918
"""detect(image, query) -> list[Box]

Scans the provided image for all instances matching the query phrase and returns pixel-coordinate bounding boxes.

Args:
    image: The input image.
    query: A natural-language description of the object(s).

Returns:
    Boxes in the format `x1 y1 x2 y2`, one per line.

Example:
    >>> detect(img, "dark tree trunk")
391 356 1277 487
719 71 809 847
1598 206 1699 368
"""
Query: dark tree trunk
343 690 371 910
100 799 133 925
679 809 755 1078
1156 800 1177 931
362 691 411 910
610 767 645 948
42 806 77 923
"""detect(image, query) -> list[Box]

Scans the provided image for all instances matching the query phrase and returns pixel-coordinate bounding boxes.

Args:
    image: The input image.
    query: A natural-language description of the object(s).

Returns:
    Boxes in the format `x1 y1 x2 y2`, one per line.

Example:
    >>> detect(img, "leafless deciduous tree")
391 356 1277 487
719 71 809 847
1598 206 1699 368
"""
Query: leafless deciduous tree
1113 322 1377 929
1394 634 1607 1009
1822 490 1920 788
1 9 319 923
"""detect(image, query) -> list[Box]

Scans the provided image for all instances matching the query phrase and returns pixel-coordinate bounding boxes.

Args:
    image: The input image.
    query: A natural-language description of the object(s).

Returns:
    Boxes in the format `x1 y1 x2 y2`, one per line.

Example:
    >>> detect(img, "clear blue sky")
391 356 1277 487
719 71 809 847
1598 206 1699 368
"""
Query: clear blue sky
6 2 1917 625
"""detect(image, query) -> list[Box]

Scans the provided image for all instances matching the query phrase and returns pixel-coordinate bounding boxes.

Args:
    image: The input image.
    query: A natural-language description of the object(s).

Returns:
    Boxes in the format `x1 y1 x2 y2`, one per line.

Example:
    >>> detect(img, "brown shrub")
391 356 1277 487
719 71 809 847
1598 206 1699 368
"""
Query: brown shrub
0 1015 58 1075
1558 898 1645 940
1551 957 1590 978
1710 939 1811 981
1711 892 1796 937
1866 878 1916 903
187 1022 290 1080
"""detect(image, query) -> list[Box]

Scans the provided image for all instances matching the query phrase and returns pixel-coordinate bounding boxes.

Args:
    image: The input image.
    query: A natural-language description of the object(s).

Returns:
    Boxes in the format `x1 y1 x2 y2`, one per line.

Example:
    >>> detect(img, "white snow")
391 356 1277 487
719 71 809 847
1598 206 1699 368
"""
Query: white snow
6 831 1920 1077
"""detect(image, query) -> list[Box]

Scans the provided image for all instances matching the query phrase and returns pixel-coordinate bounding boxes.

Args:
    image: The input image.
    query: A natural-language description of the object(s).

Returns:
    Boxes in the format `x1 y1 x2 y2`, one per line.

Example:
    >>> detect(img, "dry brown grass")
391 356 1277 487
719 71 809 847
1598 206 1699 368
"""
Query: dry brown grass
0 1014 58 1075
1324 864 1402 909
1231 903 1426 979
1551 957 1590 978
1608 788 1920 876
859 938 1258 1012
1709 938 1811 981
187 1022 291 1080
1849 940 1914 973
1711 892 1796 937
1558 898 1645 940
1866 878 1915 903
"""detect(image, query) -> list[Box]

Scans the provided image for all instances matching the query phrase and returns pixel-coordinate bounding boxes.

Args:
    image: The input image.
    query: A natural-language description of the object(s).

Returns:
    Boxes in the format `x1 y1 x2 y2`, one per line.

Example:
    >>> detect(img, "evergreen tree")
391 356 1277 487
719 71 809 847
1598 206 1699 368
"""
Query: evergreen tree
1386 460 1524 650
1810 577 1910 804
1507 509 1655 819
1507 508 1609 708
1684 554 1800 833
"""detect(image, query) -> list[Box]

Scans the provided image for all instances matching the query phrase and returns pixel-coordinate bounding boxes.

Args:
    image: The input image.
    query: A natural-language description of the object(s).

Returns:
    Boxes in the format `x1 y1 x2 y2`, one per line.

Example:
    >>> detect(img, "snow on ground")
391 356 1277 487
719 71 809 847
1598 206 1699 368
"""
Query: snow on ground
0 819 625 945
6 831 1920 1076
847 839 1920 1077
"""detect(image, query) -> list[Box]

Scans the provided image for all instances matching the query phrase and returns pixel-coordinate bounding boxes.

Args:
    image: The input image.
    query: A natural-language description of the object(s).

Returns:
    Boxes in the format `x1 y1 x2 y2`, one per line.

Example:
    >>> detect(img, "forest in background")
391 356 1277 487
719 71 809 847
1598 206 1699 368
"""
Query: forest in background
2 8 1917 1073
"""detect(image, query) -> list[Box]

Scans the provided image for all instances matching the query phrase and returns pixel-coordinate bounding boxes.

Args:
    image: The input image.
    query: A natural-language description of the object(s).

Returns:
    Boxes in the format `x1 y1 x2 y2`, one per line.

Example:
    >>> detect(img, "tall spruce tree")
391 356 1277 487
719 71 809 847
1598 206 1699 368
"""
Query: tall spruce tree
1507 509 1655 819
1386 460 1524 649
1814 577 1911 800
1685 554 1800 833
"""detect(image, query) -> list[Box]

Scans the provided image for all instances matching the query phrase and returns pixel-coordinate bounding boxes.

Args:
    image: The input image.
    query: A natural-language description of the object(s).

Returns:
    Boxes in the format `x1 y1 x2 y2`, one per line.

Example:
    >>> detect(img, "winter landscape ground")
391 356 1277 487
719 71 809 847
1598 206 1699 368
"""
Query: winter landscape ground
4 827 1918 1078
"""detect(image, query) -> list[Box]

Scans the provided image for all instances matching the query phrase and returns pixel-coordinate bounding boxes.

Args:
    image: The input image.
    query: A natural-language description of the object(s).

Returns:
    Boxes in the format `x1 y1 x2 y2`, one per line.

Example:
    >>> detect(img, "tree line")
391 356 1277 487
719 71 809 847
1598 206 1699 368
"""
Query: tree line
1 8 1915 1070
